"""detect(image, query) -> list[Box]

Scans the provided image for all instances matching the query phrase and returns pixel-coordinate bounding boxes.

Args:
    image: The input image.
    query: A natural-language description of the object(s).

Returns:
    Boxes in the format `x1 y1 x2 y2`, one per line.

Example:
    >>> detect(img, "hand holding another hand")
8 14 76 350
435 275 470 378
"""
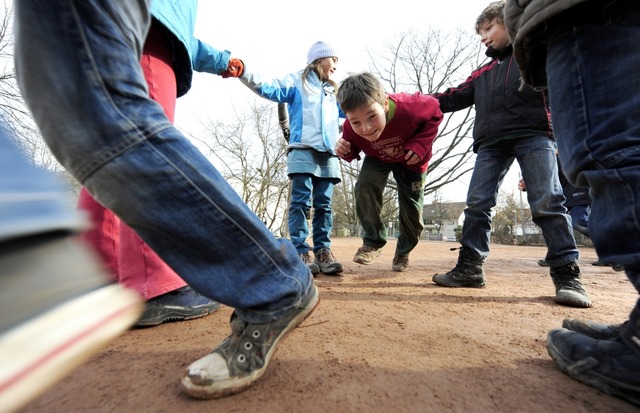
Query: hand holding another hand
221 58 244 78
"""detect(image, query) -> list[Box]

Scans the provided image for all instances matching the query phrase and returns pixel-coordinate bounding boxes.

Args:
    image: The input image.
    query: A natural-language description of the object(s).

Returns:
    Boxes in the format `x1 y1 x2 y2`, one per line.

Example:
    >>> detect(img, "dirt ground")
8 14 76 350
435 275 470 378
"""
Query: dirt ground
20 237 639 413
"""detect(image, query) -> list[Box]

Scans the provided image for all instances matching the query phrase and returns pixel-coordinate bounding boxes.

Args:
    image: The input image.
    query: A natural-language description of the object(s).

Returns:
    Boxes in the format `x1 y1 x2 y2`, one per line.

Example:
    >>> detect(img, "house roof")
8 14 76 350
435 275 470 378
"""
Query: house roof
423 202 467 221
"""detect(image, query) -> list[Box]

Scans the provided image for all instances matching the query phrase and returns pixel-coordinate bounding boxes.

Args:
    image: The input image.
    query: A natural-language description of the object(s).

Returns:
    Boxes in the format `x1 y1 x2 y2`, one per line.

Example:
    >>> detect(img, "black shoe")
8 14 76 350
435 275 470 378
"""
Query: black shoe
547 328 640 407
538 259 549 267
592 259 624 272
562 319 627 340
136 286 220 327
550 262 591 308
433 247 486 288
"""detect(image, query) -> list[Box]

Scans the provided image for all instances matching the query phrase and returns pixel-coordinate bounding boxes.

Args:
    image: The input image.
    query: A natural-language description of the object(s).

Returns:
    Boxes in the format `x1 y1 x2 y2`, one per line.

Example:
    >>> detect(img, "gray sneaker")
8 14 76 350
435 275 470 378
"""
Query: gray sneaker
181 285 319 399
299 252 319 275
392 253 409 272
353 245 381 264
314 248 343 275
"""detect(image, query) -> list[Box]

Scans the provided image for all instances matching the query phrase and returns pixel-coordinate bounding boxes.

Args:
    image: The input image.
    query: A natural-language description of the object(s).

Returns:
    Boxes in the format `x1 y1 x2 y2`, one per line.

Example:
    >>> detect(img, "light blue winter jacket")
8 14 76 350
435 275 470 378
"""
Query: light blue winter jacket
150 0 231 96
239 69 341 154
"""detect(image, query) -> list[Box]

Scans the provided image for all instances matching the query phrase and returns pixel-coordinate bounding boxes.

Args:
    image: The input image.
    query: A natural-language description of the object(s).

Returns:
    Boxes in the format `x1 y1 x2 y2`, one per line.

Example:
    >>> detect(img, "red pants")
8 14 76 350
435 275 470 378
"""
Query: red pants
77 24 185 300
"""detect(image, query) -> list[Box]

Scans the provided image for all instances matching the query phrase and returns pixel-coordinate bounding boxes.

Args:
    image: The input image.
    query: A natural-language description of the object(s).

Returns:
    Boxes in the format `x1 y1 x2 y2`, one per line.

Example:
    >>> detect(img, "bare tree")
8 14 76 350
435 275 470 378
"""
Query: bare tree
192 102 290 235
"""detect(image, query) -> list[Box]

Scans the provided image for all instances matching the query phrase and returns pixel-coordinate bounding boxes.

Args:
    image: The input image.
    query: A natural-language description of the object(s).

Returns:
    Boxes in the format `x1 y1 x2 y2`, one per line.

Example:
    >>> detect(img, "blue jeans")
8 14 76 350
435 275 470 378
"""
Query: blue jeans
289 174 334 254
13 0 312 323
355 156 426 256
568 205 589 229
461 136 579 266
544 0 640 350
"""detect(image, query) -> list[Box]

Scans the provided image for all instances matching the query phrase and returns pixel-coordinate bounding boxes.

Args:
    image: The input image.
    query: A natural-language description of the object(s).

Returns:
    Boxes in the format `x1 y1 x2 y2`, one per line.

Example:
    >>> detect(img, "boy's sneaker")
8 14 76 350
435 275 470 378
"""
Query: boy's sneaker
314 248 343 275
299 252 319 275
547 328 640 407
392 253 409 272
0 235 143 413
549 262 592 308
538 259 549 267
181 285 319 399
135 286 221 327
562 319 627 340
353 245 381 264
432 246 485 288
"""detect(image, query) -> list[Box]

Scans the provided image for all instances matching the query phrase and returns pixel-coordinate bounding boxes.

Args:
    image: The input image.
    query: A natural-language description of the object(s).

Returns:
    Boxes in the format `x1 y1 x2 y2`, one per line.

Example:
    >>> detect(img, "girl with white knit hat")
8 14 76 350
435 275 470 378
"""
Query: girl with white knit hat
235 41 344 276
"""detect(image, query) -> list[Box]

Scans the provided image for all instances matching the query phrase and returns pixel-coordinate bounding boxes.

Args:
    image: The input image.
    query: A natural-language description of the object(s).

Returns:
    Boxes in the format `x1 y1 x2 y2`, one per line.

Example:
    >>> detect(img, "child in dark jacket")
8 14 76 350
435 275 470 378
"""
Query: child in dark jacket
430 0 590 308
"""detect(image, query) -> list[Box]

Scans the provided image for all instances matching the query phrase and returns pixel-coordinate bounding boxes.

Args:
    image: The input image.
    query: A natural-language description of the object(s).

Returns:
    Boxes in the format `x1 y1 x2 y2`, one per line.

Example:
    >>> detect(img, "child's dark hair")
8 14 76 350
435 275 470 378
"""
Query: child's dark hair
336 72 387 114
475 1 505 34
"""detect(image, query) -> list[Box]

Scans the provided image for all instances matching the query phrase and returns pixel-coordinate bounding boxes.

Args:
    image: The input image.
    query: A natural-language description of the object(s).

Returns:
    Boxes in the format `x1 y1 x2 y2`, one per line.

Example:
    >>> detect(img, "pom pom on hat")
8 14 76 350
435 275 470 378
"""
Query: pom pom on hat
307 41 338 64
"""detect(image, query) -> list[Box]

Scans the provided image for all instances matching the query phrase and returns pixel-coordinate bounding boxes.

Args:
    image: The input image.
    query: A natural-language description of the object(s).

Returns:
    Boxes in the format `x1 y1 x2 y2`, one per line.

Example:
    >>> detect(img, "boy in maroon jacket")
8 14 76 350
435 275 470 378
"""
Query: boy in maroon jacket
336 72 443 271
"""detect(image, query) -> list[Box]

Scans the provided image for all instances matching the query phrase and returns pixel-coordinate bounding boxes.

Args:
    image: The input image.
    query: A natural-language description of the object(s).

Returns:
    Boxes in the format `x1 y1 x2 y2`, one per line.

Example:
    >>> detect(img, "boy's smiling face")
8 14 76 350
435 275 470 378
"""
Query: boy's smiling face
479 17 510 51
345 100 389 142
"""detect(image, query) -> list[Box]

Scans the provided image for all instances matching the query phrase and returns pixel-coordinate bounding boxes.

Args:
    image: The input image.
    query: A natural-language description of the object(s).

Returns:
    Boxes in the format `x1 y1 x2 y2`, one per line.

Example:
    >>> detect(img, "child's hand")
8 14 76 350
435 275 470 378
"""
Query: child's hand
336 138 351 158
221 58 244 78
405 150 421 165
518 178 527 192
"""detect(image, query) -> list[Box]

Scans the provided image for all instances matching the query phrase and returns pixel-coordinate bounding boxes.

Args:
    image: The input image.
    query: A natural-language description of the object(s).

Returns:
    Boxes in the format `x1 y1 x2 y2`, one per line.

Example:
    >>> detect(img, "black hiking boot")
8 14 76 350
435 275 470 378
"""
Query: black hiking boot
550 262 592 308
432 246 486 288
547 328 640 407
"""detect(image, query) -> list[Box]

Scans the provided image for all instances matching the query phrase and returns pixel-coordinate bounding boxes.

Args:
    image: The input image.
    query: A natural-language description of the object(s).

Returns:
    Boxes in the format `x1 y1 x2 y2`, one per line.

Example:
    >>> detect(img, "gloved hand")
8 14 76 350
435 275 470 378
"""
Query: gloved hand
221 58 244 78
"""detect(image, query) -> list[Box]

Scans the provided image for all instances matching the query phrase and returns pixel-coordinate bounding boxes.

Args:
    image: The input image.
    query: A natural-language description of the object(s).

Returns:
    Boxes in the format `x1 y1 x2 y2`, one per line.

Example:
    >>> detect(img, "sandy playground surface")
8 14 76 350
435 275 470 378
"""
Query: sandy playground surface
20 237 639 413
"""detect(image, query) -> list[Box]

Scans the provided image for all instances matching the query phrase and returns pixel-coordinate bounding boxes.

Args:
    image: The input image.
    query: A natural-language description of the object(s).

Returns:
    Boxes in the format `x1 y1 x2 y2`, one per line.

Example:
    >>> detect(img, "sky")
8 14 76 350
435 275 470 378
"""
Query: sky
173 1 523 203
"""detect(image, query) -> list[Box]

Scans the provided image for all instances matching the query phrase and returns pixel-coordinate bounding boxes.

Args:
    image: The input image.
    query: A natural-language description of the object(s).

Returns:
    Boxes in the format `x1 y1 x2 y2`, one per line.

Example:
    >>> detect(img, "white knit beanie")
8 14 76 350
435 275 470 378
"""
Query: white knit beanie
307 41 338 64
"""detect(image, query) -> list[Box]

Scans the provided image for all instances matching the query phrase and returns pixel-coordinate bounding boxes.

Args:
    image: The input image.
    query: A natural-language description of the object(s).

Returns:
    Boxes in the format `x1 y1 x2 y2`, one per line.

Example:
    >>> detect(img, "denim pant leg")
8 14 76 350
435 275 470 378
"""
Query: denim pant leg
15 0 312 323
515 136 579 266
355 157 390 249
288 174 312 254
545 1 640 352
569 205 589 229
460 145 514 259
311 177 334 252
392 166 426 256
